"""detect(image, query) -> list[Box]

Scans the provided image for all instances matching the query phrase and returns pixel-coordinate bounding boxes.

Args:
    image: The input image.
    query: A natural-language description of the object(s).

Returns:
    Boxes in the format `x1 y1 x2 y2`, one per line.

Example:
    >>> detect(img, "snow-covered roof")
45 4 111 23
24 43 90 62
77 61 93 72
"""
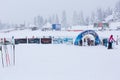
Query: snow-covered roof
105 15 114 22
28 24 37 28
42 23 52 28
109 22 120 29
70 25 93 30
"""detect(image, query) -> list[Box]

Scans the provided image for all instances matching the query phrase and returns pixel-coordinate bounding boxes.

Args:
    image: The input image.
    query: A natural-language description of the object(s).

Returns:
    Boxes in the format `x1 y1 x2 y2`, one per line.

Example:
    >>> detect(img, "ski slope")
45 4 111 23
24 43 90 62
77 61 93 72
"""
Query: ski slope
0 29 120 80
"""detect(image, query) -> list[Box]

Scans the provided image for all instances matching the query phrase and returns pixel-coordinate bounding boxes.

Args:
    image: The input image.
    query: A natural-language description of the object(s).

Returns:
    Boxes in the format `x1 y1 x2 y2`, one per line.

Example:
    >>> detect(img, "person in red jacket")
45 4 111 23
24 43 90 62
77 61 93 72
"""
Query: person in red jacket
108 35 115 49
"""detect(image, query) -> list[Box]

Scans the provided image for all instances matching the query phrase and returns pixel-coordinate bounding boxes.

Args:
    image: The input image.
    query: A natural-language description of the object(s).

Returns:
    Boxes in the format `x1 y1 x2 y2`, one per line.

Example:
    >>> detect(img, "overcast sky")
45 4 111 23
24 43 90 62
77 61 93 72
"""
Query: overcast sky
0 0 119 24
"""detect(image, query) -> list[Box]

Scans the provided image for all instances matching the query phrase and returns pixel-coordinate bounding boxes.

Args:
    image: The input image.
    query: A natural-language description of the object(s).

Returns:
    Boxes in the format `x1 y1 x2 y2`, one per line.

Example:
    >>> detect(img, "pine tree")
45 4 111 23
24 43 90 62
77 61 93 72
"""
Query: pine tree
55 14 59 24
79 11 85 26
61 11 67 29
0 20 2 29
90 12 96 25
48 16 52 24
34 15 44 28
85 16 90 26
72 11 78 26
34 17 37 25
114 0 120 21
51 15 55 24
105 7 113 17
96 8 104 22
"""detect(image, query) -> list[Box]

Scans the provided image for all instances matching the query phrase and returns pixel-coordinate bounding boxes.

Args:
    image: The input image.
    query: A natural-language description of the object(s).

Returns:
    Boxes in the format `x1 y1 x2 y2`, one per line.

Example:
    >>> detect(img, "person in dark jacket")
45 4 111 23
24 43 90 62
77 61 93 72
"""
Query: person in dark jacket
108 35 115 49
79 40 83 46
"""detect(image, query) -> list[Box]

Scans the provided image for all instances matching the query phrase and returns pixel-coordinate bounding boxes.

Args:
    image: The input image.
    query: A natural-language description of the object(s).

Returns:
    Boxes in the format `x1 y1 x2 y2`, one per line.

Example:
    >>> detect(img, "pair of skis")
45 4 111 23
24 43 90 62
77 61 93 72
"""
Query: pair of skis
0 37 15 68
4 44 10 67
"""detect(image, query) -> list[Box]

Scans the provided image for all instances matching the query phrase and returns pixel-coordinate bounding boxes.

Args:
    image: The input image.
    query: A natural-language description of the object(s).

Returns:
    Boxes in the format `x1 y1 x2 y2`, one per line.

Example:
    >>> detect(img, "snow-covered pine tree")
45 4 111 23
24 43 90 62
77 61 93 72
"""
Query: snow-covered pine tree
84 16 90 26
114 0 120 21
90 12 96 25
34 15 44 28
61 11 68 30
55 14 59 24
72 11 78 26
79 11 85 26
105 7 113 18
96 8 104 22
48 16 52 24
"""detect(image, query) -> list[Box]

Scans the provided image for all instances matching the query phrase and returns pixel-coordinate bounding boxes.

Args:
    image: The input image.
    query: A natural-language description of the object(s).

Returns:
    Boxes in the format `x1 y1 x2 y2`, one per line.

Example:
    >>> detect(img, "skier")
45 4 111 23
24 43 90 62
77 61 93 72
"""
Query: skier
108 35 115 49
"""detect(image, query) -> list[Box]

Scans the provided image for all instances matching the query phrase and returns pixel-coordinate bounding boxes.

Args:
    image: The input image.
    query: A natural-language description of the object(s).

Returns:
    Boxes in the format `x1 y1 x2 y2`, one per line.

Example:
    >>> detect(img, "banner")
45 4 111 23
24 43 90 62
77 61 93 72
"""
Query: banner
28 38 40 44
63 38 73 45
53 38 63 44
15 38 27 44
41 38 52 44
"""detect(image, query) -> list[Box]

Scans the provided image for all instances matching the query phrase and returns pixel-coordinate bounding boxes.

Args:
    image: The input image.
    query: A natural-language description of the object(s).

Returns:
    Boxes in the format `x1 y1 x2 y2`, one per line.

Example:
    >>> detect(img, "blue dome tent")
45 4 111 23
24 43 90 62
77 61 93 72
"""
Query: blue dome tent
74 30 101 45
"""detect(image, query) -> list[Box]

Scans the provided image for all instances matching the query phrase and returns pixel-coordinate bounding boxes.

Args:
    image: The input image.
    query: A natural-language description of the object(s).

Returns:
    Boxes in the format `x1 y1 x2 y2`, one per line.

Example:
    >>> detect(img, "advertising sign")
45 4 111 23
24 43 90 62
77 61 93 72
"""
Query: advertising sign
41 38 52 44
28 38 40 44
94 23 109 28
15 38 27 44
53 38 63 44
63 38 73 45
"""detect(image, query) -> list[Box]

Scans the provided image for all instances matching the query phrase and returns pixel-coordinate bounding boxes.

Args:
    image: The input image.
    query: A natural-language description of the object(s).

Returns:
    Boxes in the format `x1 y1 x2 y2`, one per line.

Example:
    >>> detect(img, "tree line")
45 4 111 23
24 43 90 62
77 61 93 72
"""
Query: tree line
0 0 120 29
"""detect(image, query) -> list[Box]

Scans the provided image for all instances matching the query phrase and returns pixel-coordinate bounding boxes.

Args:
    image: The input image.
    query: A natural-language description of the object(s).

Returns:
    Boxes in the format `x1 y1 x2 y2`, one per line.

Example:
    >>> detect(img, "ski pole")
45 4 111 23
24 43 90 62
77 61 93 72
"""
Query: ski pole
0 46 4 68
13 44 15 65
12 36 15 65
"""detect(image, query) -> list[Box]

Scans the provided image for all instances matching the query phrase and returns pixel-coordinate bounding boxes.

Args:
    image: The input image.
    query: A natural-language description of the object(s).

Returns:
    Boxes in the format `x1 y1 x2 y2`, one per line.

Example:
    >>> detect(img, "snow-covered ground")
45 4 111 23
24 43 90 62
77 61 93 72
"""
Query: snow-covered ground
0 44 120 80
0 29 120 80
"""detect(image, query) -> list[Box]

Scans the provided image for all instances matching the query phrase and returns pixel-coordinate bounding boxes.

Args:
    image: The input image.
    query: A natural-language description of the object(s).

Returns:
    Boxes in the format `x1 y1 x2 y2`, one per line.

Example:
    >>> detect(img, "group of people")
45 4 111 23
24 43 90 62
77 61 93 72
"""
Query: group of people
79 34 116 49
79 38 94 46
